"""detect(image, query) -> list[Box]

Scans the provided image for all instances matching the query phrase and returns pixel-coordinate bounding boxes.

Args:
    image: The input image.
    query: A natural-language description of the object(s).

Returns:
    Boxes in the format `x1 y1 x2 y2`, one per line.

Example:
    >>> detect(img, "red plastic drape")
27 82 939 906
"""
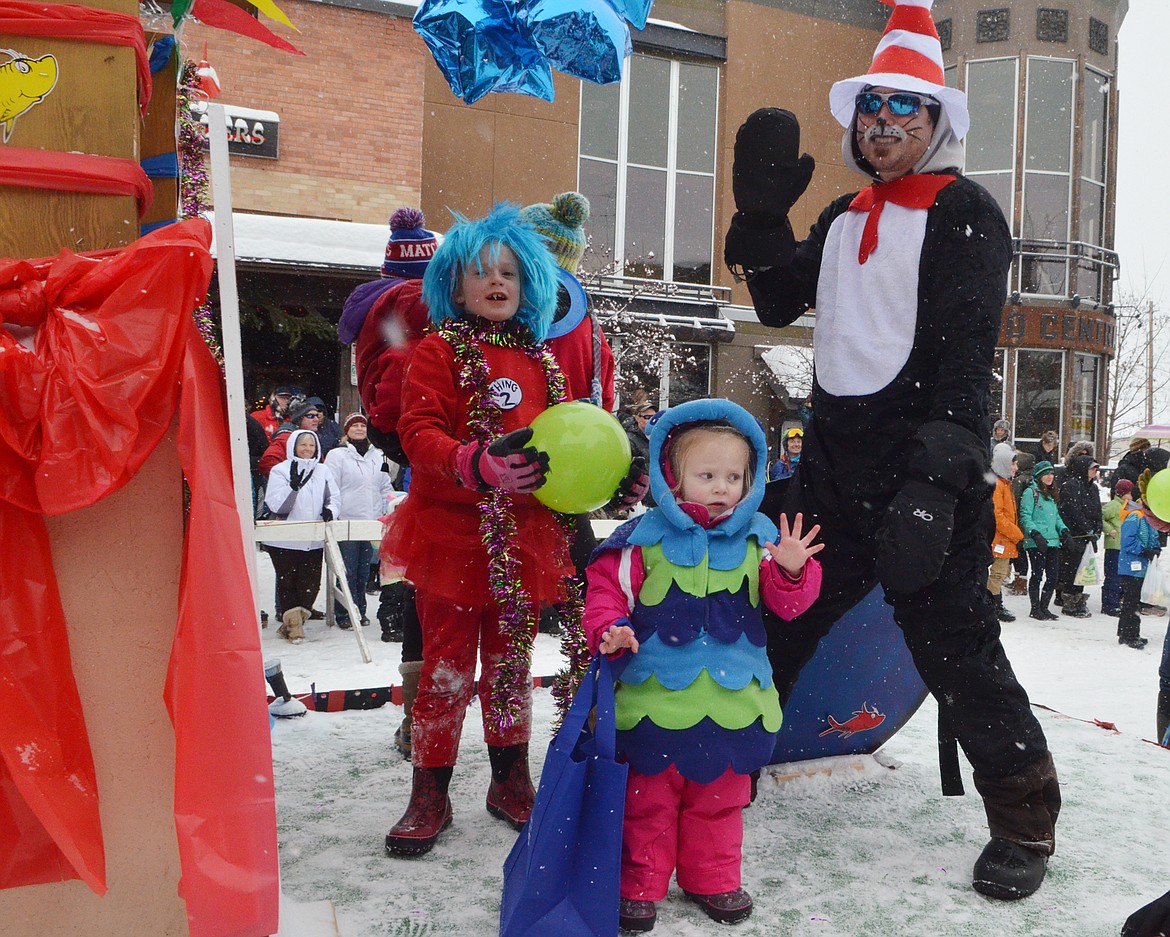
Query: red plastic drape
0 145 154 219
0 219 279 937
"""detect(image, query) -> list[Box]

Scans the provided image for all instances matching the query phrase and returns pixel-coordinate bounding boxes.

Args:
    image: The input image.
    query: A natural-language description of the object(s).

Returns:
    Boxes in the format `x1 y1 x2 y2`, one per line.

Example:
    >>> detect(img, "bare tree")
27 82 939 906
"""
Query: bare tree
1105 290 1170 458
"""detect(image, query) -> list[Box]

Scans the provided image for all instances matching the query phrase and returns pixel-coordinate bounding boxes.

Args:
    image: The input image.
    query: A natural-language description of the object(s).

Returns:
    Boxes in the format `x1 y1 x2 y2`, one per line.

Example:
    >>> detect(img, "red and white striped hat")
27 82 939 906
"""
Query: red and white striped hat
829 0 969 140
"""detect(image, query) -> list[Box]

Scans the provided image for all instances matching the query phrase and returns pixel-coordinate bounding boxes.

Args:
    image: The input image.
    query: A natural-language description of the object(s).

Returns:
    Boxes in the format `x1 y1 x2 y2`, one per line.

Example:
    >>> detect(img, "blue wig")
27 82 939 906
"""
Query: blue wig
421 202 558 342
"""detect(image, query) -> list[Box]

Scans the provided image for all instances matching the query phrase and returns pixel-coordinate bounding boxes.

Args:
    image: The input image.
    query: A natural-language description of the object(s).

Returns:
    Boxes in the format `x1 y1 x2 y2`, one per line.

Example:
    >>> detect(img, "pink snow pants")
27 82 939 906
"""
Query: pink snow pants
411 590 534 768
620 764 750 901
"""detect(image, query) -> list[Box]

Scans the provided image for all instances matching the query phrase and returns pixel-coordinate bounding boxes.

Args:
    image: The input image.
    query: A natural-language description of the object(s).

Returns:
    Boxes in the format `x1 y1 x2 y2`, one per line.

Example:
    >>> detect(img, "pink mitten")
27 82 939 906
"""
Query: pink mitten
455 427 549 493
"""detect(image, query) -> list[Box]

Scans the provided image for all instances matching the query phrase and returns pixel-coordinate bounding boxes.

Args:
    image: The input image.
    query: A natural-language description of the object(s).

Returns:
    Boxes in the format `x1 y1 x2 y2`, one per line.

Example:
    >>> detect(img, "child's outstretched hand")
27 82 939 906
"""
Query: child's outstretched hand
599 619 639 655
765 512 824 578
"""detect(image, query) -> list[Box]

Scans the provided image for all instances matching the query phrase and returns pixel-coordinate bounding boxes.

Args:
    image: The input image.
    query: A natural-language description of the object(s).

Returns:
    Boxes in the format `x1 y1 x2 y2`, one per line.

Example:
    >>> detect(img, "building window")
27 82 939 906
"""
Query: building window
1014 349 1064 442
1079 68 1111 303
1021 57 1075 297
1071 353 1100 442
977 9 1010 43
965 58 1018 223
1036 9 1068 43
1089 18 1109 56
937 18 952 52
578 53 719 285
616 339 712 408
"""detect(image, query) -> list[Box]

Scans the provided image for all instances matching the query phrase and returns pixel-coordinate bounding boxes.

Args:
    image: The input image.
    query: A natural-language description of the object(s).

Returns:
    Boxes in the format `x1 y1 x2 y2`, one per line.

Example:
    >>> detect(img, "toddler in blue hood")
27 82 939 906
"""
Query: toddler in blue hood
583 398 822 931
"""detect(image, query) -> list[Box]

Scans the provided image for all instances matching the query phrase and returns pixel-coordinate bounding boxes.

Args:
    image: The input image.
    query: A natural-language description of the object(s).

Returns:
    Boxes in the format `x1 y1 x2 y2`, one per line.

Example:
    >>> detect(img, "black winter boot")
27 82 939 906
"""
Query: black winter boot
972 752 1060 900
385 766 453 857
378 581 407 643
1157 689 1170 746
996 595 1016 622
1061 593 1090 619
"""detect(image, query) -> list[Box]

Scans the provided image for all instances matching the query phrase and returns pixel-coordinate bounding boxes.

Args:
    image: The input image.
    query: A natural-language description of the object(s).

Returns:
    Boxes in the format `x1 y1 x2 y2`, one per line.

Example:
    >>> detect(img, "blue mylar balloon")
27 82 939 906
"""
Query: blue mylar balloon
413 0 554 105
522 0 631 86
604 0 654 31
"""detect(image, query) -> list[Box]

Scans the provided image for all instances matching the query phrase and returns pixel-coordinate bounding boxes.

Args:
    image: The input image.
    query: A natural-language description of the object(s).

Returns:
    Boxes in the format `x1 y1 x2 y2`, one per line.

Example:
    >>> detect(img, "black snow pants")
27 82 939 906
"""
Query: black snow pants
766 469 1055 804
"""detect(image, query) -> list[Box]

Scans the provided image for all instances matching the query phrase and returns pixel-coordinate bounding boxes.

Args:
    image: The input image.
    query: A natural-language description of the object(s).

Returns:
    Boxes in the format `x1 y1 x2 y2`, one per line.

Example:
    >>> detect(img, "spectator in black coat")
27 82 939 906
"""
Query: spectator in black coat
1056 455 1102 617
1032 430 1059 466
246 411 269 516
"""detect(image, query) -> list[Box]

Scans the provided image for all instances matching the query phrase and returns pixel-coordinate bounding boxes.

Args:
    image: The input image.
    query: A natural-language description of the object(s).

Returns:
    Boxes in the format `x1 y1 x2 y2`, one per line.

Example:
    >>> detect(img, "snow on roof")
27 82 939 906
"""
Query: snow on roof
758 342 813 398
206 211 388 272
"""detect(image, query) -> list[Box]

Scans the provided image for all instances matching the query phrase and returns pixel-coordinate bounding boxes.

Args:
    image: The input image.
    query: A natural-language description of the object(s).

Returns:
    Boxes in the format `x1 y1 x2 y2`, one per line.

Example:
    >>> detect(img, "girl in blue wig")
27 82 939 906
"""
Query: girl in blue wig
381 203 576 858
422 202 558 342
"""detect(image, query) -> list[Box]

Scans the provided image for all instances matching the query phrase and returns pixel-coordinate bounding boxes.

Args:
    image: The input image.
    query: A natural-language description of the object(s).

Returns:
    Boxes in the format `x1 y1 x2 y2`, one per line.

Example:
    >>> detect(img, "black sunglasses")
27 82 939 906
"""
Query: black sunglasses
855 91 933 117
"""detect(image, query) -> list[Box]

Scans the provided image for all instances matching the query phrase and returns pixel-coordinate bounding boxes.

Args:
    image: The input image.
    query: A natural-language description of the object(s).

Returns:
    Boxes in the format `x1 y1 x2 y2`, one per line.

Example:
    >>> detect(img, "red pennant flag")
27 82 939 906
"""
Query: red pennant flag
191 0 304 55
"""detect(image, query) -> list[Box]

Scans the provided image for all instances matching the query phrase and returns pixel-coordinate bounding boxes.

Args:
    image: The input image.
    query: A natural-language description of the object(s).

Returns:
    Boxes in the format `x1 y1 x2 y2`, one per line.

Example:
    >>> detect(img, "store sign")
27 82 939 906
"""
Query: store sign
189 100 279 160
1004 309 1115 351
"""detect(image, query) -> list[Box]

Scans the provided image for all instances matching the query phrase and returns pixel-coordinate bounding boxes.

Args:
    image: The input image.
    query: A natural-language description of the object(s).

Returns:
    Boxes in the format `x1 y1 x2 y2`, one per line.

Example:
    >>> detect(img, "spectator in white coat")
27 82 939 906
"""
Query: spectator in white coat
262 430 338 643
325 413 397 629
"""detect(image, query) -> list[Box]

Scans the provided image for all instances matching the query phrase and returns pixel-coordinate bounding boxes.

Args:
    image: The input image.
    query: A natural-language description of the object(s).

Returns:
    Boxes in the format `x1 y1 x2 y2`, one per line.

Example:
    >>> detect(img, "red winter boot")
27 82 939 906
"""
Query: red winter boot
385 767 453 857
486 744 535 830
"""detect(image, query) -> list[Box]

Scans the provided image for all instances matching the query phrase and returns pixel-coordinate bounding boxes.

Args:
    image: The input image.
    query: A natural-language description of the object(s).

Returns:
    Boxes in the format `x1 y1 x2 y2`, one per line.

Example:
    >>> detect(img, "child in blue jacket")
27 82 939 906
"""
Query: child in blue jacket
1118 499 1160 649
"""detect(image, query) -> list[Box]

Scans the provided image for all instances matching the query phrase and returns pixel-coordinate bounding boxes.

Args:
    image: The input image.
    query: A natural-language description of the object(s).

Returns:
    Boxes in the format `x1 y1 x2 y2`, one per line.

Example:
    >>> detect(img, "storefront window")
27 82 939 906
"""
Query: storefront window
1078 68 1110 302
1021 58 1075 297
1013 349 1064 442
1071 353 1099 441
965 58 1018 222
579 53 719 284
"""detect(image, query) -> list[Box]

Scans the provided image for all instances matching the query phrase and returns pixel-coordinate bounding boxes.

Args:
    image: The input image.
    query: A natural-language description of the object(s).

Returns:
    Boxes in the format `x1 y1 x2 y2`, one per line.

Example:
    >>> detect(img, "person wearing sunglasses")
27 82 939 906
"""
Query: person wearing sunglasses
768 426 803 482
723 0 1058 904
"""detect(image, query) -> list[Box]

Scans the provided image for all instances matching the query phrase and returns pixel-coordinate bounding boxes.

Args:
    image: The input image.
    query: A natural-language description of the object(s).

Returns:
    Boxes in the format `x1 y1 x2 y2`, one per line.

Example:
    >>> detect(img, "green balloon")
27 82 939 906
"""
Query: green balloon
529 401 632 514
1146 469 1170 521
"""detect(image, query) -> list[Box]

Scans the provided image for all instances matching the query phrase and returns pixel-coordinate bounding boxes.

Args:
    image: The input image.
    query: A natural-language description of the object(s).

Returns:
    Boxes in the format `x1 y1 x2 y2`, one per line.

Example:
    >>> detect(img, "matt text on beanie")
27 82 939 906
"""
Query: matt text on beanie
383 207 438 279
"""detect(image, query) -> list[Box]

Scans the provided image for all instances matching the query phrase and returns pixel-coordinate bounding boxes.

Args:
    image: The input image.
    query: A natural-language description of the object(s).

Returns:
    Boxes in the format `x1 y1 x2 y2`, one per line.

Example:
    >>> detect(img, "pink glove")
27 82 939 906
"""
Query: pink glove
455 427 549 493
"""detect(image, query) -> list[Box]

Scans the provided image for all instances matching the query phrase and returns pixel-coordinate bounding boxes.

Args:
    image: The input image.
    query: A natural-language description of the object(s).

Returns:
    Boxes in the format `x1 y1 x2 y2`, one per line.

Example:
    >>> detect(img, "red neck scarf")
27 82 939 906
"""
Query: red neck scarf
848 173 956 264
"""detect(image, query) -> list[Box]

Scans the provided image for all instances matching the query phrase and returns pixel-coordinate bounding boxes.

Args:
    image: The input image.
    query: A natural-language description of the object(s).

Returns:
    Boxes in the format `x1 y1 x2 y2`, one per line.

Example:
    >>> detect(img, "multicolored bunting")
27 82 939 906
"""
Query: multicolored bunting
180 0 305 56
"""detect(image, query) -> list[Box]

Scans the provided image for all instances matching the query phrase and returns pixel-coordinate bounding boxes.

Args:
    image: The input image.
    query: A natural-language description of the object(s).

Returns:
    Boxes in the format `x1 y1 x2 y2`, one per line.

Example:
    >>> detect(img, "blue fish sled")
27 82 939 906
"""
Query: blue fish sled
769 584 927 764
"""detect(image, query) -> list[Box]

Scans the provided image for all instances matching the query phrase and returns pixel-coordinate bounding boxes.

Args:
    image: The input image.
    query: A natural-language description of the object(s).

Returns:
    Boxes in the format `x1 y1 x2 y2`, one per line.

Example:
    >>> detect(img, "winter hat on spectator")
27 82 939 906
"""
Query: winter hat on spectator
1115 479 1134 498
522 192 589 274
286 397 317 424
1033 460 1056 478
828 0 970 141
382 208 438 279
343 412 368 433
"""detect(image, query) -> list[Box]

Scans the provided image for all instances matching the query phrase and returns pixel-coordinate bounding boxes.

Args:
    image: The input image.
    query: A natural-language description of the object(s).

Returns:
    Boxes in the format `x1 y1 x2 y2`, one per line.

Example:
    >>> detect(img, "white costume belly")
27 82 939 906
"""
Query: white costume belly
814 204 927 397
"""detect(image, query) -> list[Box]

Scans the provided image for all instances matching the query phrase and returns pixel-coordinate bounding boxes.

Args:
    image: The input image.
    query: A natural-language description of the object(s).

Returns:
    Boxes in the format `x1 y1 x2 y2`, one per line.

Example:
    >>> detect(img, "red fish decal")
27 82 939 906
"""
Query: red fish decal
819 702 885 738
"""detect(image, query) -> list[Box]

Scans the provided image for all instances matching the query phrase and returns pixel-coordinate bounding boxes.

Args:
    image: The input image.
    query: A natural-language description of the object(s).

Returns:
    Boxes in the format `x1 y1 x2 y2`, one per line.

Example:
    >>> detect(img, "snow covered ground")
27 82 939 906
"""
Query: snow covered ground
256 551 1169 937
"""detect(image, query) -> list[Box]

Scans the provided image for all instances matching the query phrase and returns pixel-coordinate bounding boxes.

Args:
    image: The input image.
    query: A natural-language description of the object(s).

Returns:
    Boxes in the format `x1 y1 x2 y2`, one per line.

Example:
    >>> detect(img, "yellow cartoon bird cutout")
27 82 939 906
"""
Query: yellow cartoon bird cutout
0 50 58 143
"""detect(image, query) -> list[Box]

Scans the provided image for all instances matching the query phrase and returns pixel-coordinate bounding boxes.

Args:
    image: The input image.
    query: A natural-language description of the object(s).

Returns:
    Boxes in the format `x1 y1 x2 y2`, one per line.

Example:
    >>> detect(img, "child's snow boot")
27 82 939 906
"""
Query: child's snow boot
385 766 453 857
486 743 535 830
1061 593 1090 618
1010 577 1029 596
619 898 657 932
684 888 754 924
394 660 422 759
278 606 309 644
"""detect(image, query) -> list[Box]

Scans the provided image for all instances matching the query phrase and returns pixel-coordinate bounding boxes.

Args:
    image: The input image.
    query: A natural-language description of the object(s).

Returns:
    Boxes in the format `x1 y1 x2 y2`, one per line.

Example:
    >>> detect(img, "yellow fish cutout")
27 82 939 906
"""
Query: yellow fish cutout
0 51 58 144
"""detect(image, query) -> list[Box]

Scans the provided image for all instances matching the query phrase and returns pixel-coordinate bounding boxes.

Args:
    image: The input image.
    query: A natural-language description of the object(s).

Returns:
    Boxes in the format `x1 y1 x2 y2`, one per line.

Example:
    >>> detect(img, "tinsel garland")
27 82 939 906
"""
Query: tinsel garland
549 524 591 728
177 59 223 363
437 316 573 731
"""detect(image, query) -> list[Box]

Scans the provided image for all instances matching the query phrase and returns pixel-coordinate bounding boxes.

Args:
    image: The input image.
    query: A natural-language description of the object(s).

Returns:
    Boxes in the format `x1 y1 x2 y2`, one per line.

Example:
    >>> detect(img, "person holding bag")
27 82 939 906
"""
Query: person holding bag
1055 456 1102 618
583 399 823 932
1020 461 1068 622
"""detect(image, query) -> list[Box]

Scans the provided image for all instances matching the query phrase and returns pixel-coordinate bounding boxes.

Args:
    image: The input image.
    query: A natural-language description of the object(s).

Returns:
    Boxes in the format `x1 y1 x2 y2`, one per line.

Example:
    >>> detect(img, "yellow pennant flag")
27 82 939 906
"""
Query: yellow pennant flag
250 0 298 31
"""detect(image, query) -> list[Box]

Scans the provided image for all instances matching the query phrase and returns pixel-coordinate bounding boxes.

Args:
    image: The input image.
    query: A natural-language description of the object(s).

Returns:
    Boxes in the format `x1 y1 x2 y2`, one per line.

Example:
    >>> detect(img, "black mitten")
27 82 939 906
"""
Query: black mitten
289 463 305 490
1059 529 1073 548
724 108 815 272
875 481 956 595
321 507 333 523
1122 888 1170 937
1030 531 1049 551
605 456 650 511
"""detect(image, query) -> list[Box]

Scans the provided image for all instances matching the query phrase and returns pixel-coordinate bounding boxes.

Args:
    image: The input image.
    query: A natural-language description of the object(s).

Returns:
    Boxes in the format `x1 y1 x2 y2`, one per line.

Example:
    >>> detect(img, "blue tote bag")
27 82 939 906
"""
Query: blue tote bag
499 654 627 937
